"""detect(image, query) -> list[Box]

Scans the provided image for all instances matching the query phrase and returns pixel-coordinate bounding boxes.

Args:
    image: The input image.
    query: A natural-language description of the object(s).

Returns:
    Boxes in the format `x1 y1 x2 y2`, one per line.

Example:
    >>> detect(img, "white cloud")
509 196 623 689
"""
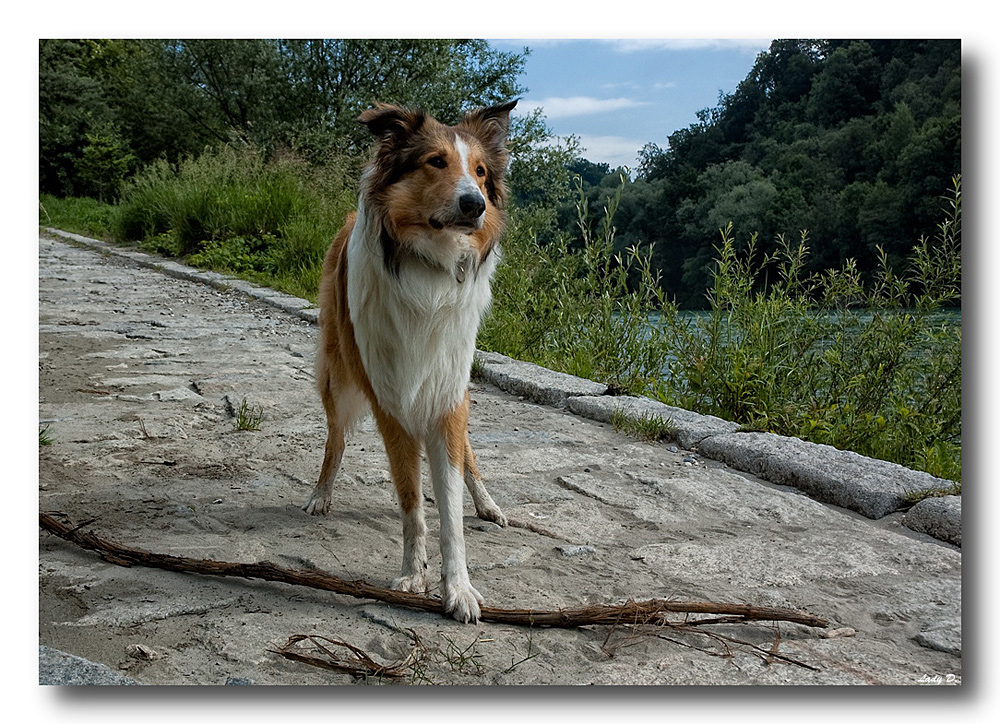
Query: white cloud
573 134 646 170
490 37 771 53
601 80 640 91
602 39 771 53
518 96 645 119
493 38 771 54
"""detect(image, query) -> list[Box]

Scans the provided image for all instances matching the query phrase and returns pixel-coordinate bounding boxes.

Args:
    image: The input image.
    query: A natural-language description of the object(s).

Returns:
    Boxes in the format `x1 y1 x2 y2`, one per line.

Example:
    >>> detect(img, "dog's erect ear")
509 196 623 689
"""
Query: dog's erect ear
459 101 518 209
358 104 426 143
461 100 517 142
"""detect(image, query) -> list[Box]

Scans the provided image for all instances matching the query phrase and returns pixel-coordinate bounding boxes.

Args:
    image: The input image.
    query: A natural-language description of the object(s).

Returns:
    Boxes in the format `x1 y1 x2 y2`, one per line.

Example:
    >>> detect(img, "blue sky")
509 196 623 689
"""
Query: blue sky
492 39 772 170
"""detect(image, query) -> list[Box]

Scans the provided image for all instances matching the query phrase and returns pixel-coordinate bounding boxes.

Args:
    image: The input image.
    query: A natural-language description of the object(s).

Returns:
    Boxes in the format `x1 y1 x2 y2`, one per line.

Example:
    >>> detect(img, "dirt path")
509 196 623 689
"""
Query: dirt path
38 234 961 685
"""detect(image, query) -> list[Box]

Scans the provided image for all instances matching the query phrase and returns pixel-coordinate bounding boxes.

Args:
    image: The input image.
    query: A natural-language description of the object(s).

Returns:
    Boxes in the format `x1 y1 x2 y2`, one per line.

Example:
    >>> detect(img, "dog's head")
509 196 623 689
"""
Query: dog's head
358 101 517 272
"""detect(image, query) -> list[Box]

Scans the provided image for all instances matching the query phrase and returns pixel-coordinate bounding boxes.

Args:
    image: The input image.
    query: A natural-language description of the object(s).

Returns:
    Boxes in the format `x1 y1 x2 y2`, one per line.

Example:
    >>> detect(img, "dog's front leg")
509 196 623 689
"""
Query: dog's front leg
426 405 484 623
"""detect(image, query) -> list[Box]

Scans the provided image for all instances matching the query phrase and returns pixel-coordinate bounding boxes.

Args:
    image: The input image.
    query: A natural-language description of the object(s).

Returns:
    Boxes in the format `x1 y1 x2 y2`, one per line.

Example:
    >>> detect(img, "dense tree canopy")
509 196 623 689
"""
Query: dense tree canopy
571 39 961 306
39 39 530 197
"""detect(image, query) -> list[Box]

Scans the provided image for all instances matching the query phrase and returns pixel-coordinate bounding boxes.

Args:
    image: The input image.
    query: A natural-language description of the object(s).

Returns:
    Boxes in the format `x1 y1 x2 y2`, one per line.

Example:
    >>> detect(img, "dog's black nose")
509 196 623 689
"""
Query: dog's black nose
459 193 486 219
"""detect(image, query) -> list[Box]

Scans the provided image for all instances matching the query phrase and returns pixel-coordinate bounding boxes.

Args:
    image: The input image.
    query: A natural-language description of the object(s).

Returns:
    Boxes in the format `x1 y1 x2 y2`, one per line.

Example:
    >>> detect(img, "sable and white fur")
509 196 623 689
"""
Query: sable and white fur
304 101 516 623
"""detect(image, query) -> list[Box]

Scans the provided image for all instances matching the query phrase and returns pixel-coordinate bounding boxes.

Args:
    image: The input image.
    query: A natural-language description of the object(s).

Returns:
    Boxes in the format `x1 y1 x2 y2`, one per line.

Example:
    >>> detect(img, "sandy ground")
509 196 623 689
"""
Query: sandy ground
38 234 962 686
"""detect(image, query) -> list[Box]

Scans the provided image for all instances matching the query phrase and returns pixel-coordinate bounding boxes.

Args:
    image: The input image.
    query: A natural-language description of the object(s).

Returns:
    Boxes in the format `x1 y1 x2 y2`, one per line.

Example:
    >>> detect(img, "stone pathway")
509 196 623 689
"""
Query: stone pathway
38 231 962 685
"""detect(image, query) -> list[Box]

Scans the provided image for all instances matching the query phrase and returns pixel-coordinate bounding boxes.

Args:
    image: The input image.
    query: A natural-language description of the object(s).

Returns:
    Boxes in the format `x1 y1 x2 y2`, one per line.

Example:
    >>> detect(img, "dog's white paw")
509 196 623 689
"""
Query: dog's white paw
442 579 484 623
392 571 430 594
302 492 331 516
476 502 507 527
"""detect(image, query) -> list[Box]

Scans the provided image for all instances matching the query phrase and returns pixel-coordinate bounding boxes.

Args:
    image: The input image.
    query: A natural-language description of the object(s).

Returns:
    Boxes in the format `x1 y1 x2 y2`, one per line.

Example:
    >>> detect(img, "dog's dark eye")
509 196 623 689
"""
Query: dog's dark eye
476 165 486 178
428 156 447 169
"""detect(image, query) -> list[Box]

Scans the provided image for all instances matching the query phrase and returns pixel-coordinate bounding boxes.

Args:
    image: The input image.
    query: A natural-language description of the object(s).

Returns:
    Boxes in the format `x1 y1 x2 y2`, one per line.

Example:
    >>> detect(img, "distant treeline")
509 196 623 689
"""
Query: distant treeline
560 40 961 307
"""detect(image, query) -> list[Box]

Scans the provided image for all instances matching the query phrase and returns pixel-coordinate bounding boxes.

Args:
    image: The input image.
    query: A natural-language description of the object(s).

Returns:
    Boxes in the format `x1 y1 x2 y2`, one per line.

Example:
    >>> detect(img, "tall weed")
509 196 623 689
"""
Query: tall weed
479 175 673 395
656 176 962 481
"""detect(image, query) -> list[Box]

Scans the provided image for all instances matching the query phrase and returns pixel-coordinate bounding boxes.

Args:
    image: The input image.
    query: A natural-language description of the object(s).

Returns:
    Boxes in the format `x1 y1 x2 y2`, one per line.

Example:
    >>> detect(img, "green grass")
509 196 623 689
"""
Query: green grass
112 145 355 305
234 398 264 432
469 354 487 380
41 143 355 305
610 409 677 443
39 195 116 240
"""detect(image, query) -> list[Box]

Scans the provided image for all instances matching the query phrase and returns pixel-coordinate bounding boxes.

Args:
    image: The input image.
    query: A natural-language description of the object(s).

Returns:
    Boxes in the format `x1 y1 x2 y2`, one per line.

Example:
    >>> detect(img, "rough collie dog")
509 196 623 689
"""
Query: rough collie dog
304 100 516 623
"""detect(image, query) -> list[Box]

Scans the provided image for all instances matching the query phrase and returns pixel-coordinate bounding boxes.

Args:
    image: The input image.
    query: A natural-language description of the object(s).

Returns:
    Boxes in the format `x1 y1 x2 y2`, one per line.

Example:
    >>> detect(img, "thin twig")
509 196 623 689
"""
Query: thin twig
654 626 821 672
269 635 408 679
39 511 829 630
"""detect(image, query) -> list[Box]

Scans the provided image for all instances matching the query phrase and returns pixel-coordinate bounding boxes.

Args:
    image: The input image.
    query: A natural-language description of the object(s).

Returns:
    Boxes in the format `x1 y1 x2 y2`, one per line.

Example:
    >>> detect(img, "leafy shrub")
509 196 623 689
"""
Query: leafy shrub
110 143 355 301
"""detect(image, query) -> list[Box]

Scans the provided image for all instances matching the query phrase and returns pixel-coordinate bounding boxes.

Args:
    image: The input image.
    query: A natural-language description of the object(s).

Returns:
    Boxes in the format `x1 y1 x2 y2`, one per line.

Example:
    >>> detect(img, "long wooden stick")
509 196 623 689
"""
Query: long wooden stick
39 511 828 629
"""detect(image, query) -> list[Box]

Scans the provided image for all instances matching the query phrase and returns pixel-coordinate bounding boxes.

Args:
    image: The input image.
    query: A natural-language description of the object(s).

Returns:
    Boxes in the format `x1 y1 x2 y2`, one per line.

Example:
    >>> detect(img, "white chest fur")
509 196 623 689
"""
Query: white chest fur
346 210 496 438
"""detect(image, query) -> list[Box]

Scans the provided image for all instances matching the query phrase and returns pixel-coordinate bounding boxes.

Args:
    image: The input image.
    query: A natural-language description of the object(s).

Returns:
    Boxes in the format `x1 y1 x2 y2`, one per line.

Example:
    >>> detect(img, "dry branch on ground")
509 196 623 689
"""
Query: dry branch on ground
40 510 829 631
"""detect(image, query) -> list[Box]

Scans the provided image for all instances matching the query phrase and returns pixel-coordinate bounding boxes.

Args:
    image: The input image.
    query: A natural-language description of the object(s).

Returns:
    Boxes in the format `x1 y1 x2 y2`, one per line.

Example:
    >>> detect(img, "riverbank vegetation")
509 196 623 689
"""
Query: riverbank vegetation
38 39 961 482
483 174 961 483
658 180 961 482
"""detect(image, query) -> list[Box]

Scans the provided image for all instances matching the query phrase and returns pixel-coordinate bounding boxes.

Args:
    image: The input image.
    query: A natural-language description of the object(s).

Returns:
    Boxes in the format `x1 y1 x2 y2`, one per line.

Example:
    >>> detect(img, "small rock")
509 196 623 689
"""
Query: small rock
913 618 962 657
225 676 254 686
126 643 160 661
470 521 502 532
155 387 204 403
903 495 961 547
821 627 856 639
39 646 141 685
557 545 596 557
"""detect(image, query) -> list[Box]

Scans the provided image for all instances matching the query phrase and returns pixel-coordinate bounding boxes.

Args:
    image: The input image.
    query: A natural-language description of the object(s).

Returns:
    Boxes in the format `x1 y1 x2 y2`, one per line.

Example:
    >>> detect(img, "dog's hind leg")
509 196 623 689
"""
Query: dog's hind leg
373 407 429 595
304 424 344 516
304 379 365 516
456 390 505 526
463 436 506 526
